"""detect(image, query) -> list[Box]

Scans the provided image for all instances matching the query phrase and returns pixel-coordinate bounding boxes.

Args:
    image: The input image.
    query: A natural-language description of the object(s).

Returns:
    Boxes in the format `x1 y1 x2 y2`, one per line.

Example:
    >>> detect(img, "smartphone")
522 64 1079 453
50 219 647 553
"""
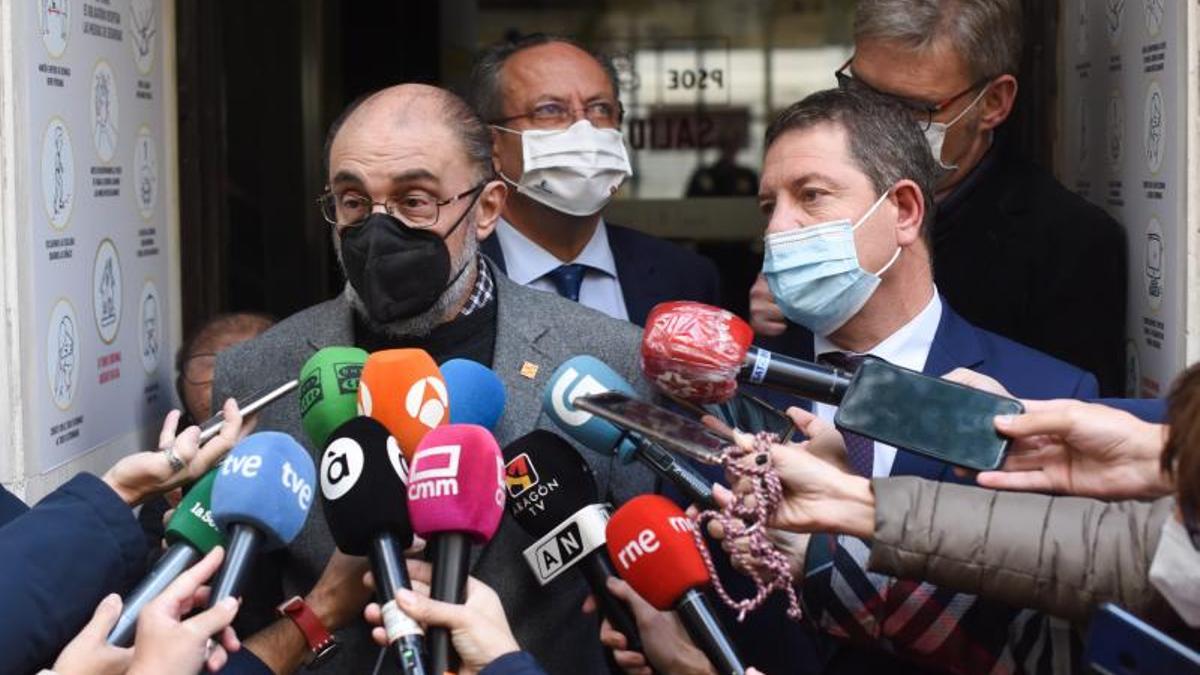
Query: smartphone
1084 603 1200 674
198 378 299 442
833 357 1023 471
572 391 730 465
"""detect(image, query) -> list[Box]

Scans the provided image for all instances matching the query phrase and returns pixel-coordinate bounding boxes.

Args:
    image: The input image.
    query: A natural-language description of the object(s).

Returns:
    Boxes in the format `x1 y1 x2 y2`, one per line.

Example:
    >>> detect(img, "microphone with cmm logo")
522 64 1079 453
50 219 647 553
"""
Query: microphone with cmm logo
298 346 369 449
208 432 316 606
441 358 506 430
406 424 505 674
502 429 643 652
358 349 449 454
320 416 429 675
107 469 225 646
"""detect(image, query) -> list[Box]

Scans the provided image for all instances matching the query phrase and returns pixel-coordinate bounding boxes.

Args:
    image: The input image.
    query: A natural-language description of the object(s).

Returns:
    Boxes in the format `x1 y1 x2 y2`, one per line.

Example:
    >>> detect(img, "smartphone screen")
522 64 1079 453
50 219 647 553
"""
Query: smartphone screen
1085 603 1200 673
833 357 1022 471
572 392 730 465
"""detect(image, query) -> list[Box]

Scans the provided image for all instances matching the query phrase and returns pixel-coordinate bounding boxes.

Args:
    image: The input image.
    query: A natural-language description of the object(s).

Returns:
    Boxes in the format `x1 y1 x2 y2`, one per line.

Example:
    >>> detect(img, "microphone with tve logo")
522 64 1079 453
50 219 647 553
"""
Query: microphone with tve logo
406 424 505 674
543 355 716 508
107 469 225 646
607 495 747 675
358 349 449 455
501 430 642 653
441 358 506 430
320 416 428 675
208 432 316 606
298 346 369 449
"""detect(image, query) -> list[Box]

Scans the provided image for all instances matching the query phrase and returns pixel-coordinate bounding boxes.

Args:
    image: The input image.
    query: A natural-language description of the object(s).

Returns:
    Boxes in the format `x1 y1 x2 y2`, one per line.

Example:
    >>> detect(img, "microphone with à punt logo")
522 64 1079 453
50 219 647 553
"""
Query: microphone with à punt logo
502 429 643 652
407 424 505 674
208 432 316 606
441 358 506 431
320 416 429 675
358 348 449 456
107 468 225 646
298 346 369 449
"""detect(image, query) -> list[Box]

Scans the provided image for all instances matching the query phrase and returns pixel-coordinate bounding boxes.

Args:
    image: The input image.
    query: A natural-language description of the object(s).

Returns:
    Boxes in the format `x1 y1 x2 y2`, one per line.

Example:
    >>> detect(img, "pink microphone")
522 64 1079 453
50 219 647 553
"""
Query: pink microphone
406 424 504 672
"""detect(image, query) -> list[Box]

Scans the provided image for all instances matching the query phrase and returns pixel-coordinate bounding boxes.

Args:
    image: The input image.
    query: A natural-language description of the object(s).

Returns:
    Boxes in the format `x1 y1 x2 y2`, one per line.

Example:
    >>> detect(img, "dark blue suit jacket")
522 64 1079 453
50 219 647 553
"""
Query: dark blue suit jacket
481 222 722 326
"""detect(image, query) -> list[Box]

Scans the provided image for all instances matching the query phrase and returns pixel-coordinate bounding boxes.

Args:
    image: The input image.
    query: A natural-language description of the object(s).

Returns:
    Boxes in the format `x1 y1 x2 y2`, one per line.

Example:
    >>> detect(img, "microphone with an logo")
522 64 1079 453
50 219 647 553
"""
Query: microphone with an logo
406 424 505 674
358 349 450 454
207 432 316 606
543 355 716 508
502 430 643 652
441 358 506 430
107 469 225 646
319 416 429 674
607 495 747 675
299 346 369 449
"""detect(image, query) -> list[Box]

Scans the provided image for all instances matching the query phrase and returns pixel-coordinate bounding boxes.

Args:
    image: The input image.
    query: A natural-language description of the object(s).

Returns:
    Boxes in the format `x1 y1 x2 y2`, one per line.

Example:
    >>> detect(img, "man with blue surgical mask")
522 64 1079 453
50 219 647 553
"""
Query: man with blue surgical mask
471 34 722 326
751 0 1128 397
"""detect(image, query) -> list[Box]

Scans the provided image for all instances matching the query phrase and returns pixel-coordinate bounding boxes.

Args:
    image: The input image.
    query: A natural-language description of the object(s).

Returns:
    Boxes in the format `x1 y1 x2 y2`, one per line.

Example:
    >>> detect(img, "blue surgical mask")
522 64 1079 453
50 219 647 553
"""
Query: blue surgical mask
761 190 900 336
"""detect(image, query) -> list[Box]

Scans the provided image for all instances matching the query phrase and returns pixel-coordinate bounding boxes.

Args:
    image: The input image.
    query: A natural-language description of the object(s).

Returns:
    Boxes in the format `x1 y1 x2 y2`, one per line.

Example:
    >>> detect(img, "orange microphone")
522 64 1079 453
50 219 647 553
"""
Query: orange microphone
357 349 450 457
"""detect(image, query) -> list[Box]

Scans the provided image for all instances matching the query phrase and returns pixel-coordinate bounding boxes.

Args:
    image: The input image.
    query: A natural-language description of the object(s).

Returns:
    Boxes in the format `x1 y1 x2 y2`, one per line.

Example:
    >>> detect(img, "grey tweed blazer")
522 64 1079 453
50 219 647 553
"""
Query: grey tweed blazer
213 258 656 674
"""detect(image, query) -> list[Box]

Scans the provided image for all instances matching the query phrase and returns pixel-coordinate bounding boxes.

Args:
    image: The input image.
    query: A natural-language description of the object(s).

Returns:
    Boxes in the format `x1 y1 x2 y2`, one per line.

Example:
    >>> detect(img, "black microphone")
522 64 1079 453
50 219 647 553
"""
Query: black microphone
318 417 429 675
501 430 644 653
739 346 851 405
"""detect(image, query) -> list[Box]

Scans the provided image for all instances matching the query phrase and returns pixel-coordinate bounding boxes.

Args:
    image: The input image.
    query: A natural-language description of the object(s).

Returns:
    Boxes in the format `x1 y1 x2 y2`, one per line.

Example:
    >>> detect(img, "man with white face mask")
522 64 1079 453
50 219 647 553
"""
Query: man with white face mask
751 0 1128 397
472 34 721 326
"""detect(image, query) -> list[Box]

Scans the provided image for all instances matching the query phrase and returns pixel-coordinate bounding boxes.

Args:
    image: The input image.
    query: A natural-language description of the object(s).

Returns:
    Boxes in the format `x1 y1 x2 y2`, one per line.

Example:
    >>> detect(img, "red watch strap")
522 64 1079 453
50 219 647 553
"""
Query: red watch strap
278 596 335 653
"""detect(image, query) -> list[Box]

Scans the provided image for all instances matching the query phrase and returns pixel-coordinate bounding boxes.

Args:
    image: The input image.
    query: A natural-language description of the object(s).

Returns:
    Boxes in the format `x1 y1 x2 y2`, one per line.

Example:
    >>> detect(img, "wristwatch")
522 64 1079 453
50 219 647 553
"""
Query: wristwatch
277 595 340 668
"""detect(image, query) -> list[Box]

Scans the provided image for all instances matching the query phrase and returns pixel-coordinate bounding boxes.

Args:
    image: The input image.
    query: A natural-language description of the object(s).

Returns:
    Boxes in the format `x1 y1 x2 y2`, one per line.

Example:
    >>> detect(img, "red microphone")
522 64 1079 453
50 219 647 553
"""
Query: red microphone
641 301 850 405
606 495 746 675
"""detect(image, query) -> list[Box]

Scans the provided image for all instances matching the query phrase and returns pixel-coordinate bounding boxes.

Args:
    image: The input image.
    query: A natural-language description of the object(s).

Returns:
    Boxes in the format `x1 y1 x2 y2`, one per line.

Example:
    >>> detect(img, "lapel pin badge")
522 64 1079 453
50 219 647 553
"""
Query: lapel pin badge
520 361 539 380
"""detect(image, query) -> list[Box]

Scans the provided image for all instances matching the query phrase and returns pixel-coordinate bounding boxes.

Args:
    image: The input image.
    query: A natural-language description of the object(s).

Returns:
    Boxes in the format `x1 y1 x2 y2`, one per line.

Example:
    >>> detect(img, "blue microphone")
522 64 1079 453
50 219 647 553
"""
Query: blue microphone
542 356 715 508
441 359 506 430
209 431 316 604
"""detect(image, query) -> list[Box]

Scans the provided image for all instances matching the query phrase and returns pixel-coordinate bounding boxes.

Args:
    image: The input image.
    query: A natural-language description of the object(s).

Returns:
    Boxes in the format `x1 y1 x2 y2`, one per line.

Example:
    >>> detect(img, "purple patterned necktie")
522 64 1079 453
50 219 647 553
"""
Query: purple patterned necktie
817 352 874 477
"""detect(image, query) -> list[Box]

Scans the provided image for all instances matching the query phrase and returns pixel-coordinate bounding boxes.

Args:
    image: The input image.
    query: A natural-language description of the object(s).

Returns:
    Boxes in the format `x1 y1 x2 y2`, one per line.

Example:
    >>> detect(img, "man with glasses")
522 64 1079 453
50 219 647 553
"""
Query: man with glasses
472 34 722 326
211 84 658 673
752 0 1128 396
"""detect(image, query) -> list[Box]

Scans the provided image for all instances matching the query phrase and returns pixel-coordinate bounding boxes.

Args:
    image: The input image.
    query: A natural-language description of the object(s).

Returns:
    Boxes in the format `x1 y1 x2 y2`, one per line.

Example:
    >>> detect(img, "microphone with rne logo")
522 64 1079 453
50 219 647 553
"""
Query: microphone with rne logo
607 495 746 675
358 349 449 455
406 424 505 674
441 358 506 430
107 469 225 646
299 346 369 449
543 355 716 508
502 430 642 652
208 432 316 606
320 416 429 675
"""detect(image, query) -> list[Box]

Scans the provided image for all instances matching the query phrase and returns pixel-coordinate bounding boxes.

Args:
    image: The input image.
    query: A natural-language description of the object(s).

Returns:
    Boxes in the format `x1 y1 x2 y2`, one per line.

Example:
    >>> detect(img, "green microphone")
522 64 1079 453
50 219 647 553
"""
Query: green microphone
107 469 225 646
299 346 369 449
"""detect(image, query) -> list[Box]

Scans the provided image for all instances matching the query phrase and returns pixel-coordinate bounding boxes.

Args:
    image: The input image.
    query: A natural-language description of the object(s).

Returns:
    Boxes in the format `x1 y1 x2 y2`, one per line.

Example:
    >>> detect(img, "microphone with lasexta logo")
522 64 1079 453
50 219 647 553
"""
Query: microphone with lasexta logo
607 495 747 675
358 349 449 454
107 469 225 646
298 346 369 449
406 424 505 674
543 355 716 508
440 358 506 430
502 429 643 653
320 416 428 675
208 432 316 606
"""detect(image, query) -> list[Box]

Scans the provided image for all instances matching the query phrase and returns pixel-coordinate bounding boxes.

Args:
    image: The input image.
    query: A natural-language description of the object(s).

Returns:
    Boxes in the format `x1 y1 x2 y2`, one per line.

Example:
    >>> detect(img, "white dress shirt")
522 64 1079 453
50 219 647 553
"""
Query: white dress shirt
813 291 943 477
493 217 630 321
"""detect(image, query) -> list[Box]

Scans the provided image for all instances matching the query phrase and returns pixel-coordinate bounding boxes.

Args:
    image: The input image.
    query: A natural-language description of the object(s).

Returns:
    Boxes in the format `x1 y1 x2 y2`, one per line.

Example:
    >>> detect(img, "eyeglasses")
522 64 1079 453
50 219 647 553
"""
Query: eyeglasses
834 58 994 131
317 182 486 228
491 99 624 129
181 353 216 385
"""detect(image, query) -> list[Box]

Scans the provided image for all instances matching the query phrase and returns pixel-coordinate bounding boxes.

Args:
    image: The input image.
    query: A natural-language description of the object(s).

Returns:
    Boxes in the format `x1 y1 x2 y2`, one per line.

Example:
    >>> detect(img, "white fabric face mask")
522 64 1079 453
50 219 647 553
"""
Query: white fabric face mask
494 120 633 217
1149 514 1200 628
923 85 989 171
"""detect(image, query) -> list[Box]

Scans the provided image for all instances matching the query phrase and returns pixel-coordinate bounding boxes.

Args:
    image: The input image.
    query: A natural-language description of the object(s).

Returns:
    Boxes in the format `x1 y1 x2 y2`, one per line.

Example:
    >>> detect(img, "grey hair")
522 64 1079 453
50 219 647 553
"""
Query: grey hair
765 87 941 239
468 33 620 123
853 0 1022 81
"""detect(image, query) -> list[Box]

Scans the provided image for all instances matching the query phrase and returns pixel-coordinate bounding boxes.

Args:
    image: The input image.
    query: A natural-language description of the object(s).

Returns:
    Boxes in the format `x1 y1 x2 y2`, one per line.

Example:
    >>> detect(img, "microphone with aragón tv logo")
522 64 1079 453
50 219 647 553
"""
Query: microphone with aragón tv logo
107 468 225 646
607 495 747 675
641 301 850 405
358 348 449 455
298 346 369 449
207 431 316 606
319 416 429 675
406 424 505 675
543 355 716 509
441 358 506 430
502 429 643 653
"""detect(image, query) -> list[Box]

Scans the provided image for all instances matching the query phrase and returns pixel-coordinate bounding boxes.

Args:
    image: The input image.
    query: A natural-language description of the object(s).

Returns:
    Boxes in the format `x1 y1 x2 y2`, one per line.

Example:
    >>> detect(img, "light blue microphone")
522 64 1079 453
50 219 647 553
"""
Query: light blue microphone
209 431 316 604
441 359 507 431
